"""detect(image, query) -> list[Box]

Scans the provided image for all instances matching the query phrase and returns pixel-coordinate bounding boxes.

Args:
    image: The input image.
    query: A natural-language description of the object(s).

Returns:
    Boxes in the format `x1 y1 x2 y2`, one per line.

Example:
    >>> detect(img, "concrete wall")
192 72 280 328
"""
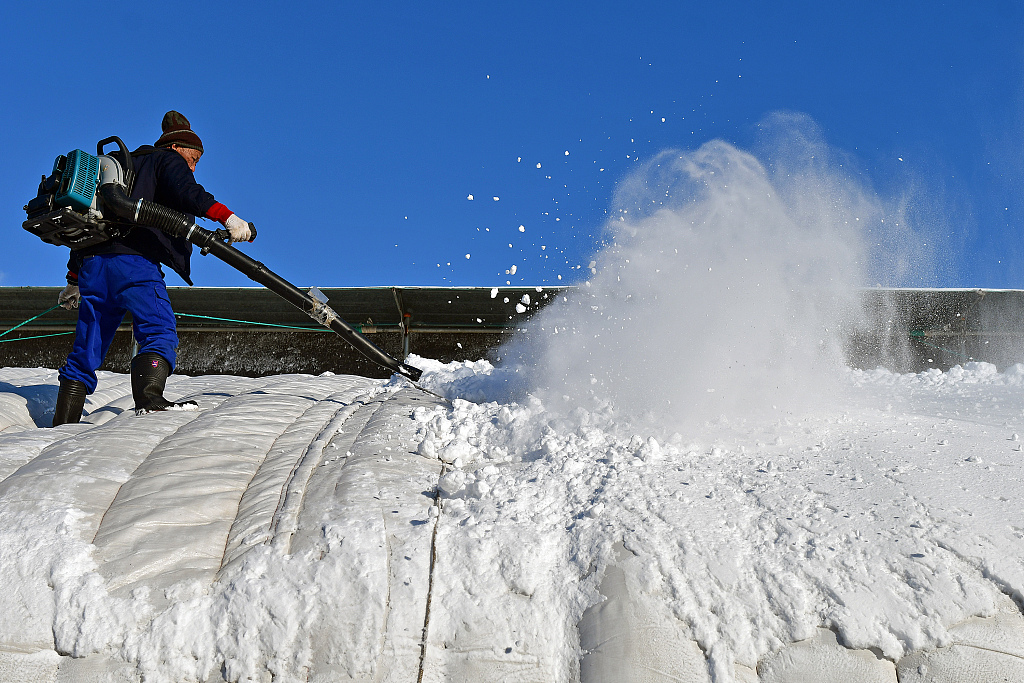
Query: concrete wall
4 287 1024 376
850 289 1024 372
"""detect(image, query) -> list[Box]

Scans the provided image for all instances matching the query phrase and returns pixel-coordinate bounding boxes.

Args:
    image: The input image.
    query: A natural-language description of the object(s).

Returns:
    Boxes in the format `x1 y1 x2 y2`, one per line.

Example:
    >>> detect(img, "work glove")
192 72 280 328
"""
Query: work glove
224 214 252 243
58 284 80 310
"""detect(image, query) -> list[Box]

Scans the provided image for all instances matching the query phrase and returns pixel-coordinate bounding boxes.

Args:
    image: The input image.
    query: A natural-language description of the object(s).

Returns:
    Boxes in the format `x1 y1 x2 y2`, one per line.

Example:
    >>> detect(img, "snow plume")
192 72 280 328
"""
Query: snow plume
508 119 920 430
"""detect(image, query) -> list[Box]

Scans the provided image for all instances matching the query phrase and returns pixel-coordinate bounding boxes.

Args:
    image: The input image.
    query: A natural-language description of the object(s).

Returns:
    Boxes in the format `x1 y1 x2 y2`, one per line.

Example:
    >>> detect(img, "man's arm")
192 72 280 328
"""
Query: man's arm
65 253 79 285
157 150 218 217
159 152 252 242
59 253 80 310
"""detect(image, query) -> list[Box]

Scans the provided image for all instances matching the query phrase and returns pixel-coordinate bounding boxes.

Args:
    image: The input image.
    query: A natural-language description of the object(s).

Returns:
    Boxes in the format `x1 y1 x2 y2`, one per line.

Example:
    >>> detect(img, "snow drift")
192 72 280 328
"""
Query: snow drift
3 362 1024 682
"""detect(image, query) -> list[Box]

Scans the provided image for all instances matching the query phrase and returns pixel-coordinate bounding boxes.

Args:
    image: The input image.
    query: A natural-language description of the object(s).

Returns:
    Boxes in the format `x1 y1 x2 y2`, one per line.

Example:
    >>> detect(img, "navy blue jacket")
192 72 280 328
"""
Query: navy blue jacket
69 146 218 285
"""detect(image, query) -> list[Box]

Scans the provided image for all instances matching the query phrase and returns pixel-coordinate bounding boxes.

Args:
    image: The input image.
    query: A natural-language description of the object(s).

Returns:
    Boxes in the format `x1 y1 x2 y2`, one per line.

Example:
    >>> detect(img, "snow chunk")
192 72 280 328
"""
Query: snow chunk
438 470 467 497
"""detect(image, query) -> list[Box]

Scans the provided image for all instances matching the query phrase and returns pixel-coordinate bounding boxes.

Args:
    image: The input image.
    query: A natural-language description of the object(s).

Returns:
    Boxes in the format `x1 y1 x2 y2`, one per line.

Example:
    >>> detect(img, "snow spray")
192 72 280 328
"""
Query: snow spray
508 115 930 430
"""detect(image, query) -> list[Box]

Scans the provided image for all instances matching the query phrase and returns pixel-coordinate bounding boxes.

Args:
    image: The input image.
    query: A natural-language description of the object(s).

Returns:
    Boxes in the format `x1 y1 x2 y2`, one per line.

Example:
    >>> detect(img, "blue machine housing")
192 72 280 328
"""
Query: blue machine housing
23 137 135 250
54 149 99 212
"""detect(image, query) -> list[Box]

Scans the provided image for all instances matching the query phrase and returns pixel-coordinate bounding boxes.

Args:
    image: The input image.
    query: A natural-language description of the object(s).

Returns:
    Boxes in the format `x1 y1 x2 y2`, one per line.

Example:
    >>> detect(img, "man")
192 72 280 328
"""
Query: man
53 111 252 426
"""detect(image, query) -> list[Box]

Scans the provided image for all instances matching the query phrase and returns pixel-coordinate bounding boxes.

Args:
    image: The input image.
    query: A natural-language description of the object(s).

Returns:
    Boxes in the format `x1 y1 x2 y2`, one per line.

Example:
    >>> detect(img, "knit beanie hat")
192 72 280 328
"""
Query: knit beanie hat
154 111 204 152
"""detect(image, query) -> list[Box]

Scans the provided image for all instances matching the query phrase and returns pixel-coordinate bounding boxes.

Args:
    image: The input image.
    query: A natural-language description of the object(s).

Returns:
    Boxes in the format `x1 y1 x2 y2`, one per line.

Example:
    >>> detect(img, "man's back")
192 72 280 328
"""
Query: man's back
75 146 218 285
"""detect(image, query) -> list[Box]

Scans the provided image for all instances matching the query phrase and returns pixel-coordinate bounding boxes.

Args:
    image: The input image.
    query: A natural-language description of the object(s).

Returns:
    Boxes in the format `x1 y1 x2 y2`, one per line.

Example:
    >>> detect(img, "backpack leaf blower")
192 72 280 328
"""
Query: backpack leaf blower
23 137 423 383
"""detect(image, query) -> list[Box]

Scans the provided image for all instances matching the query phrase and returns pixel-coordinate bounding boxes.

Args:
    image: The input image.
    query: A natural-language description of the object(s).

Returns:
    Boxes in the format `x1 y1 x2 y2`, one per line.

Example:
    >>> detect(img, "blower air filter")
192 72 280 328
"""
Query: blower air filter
55 149 99 212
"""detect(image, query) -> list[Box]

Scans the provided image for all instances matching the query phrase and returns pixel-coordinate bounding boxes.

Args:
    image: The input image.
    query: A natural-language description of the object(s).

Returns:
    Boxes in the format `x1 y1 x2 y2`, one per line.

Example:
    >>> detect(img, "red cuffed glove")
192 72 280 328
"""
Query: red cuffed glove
205 202 234 224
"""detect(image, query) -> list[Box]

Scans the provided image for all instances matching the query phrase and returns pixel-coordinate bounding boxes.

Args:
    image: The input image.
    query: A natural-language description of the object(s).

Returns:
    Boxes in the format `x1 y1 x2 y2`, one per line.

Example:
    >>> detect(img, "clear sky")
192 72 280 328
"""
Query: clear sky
2 1 1022 288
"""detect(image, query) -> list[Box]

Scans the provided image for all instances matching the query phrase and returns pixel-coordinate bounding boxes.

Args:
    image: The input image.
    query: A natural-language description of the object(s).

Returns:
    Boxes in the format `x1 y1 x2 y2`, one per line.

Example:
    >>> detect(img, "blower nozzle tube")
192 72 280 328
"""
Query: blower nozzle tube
97 183 423 382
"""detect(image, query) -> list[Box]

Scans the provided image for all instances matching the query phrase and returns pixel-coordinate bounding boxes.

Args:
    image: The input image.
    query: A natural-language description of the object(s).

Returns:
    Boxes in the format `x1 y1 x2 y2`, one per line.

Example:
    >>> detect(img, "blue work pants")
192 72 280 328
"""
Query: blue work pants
59 254 178 393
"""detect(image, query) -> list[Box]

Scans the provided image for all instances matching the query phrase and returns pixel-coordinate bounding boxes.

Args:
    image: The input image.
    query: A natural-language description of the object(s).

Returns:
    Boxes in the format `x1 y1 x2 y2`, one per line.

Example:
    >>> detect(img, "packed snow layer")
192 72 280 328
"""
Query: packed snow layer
2 361 1024 682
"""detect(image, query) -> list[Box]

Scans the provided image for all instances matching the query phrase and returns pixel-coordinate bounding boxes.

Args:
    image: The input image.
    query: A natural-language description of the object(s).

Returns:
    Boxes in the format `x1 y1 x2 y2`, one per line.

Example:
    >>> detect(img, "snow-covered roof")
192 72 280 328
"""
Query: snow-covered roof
2 363 1024 682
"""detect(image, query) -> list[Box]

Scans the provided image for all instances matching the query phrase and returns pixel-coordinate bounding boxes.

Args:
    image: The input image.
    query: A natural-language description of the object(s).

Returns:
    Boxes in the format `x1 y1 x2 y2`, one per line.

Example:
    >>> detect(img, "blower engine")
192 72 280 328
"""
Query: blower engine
23 137 135 249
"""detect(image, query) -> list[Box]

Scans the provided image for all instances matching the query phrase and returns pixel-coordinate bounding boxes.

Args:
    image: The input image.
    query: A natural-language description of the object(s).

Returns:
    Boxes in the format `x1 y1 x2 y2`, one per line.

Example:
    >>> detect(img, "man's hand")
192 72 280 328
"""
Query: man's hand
225 214 252 243
58 284 80 310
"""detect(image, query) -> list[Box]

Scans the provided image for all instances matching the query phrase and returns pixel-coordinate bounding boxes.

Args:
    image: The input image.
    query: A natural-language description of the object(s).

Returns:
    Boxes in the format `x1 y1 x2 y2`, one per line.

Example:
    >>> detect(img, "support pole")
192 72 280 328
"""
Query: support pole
403 312 411 360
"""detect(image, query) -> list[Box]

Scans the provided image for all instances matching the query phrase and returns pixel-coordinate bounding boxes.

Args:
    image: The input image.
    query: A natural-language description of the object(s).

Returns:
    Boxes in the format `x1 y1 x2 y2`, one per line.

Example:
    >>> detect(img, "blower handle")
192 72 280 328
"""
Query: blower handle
205 222 256 253
96 136 134 191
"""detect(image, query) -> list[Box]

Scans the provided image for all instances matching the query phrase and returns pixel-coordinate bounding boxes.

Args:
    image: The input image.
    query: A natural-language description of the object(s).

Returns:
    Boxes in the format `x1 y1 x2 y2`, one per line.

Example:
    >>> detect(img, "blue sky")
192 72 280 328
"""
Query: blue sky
2 1 1022 288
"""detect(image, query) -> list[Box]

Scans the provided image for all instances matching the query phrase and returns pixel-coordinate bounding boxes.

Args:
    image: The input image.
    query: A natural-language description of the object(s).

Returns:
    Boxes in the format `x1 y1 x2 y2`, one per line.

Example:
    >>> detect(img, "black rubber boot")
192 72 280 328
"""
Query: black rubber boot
132 352 172 413
132 352 196 414
52 379 87 427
